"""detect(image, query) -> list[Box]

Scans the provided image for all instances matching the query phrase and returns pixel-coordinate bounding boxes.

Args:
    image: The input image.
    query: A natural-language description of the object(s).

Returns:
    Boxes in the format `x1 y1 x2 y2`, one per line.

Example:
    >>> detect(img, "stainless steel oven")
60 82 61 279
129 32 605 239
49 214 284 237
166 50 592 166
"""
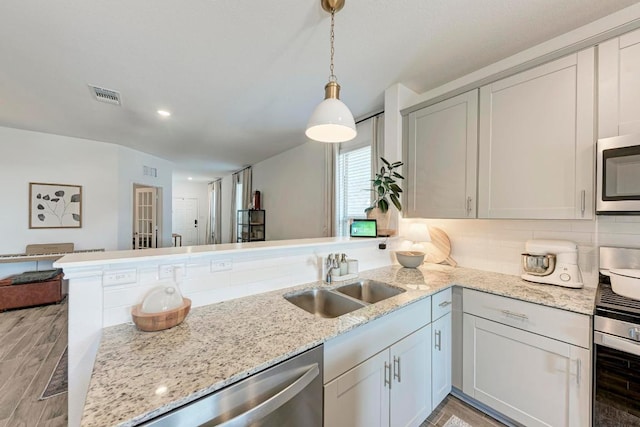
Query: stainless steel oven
597 134 640 214
594 247 640 426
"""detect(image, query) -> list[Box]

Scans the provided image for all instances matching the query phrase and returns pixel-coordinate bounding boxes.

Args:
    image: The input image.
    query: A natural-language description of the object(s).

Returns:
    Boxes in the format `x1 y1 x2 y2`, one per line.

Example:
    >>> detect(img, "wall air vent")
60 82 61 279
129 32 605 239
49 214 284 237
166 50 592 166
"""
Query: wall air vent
143 166 158 178
89 85 122 105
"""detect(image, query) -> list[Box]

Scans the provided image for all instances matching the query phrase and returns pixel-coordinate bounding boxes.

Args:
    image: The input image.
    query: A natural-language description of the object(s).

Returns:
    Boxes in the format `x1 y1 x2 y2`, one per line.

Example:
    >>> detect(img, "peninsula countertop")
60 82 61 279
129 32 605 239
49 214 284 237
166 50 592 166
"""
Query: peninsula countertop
81 264 597 426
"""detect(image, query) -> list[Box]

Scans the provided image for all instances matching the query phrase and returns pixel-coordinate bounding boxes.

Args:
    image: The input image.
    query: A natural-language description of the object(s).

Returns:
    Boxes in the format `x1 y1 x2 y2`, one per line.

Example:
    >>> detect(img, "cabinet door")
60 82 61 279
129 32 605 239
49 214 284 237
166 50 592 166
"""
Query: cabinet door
432 312 452 409
324 350 390 427
599 28 640 138
406 90 478 218
390 325 432 427
478 48 594 219
462 314 590 427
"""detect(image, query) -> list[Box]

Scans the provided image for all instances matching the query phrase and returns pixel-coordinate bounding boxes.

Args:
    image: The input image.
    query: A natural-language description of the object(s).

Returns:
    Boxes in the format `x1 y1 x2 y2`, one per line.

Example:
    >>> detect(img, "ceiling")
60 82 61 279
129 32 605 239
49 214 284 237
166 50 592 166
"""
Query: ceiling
1 0 638 181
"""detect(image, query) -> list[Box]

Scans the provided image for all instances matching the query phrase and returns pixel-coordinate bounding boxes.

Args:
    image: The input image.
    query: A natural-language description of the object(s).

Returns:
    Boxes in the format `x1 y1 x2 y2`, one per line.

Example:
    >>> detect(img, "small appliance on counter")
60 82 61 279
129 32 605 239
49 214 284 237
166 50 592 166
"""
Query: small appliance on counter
521 239 583 288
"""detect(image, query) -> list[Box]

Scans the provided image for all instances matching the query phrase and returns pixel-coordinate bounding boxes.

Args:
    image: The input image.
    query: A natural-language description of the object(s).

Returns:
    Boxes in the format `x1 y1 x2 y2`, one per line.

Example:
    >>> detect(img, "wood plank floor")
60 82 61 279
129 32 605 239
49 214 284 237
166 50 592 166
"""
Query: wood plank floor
0 299 68 427
421 395 508 427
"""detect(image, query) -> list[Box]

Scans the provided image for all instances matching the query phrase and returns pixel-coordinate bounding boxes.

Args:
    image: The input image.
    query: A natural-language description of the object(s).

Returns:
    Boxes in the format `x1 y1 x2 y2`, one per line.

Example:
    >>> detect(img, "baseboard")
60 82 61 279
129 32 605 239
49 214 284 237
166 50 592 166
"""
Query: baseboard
450 388 524 427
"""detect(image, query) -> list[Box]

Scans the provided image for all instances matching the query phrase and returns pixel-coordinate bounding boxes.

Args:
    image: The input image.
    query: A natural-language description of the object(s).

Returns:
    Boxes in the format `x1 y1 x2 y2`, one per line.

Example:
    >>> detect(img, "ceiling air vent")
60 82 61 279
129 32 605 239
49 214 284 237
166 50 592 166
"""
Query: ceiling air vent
89 85 122 105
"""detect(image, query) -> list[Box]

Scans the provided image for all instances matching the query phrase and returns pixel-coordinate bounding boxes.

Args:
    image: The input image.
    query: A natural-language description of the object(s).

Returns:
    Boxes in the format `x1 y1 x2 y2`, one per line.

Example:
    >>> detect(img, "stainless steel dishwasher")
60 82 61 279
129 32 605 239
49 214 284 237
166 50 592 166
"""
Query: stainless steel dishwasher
139 345 323 427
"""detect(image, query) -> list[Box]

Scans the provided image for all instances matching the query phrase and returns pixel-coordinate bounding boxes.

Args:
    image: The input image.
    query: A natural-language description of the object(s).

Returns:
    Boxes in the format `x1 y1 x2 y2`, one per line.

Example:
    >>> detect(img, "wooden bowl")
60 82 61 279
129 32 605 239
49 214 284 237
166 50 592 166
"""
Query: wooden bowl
131 298 191 332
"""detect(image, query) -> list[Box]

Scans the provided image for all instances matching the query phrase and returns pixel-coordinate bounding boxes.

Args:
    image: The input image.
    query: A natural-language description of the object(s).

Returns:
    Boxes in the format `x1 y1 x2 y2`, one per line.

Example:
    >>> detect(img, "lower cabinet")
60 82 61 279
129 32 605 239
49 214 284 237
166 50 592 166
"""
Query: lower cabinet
325 325 432 427
431 312 452 408
462 314 591 427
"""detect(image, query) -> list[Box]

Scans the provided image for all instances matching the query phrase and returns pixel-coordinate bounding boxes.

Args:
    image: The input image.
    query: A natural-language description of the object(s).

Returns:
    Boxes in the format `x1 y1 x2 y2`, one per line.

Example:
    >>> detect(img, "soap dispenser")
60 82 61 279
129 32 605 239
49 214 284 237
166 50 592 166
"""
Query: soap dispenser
340 254 348 276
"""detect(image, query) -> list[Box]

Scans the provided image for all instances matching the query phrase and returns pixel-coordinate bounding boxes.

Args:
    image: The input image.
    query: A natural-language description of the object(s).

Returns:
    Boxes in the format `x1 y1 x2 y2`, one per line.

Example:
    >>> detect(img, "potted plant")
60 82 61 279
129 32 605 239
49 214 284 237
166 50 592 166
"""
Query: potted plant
365 157 404 232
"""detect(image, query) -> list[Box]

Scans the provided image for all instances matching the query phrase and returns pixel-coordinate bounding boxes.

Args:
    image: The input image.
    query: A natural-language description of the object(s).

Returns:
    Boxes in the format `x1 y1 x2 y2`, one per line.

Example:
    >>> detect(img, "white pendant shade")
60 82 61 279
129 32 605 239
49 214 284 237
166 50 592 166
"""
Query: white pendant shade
306 98 357 143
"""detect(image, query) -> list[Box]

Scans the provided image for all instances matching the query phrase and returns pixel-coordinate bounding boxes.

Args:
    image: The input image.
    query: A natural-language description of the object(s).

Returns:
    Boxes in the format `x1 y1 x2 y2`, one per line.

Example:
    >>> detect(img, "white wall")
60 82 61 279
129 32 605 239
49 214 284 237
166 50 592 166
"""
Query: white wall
220 174 234 243
399 217 640 288
0 126 173 277
172 180 209 245
252 141 327 240
0 126 119 276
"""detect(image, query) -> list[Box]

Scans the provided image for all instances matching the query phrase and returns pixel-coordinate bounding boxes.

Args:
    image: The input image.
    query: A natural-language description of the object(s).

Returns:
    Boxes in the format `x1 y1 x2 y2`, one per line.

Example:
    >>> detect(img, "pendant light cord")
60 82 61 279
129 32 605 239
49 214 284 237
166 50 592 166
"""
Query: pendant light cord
329 8 337 82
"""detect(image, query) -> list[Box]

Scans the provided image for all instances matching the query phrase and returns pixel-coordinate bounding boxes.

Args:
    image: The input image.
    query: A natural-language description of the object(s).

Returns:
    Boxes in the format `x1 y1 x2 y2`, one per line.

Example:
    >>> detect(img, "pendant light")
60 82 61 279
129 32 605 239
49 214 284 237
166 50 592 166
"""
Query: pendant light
305 0 357 143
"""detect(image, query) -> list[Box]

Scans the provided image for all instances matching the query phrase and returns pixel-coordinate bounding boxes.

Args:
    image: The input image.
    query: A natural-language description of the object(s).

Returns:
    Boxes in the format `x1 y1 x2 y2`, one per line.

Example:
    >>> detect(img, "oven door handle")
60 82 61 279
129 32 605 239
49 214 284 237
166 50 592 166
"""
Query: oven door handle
595 331 640 357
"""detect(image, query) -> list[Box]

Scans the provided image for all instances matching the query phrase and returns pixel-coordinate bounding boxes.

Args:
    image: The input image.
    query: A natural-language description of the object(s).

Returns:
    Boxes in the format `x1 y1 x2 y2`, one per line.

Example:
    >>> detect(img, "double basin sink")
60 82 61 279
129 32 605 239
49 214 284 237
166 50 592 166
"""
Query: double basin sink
284 280 406 318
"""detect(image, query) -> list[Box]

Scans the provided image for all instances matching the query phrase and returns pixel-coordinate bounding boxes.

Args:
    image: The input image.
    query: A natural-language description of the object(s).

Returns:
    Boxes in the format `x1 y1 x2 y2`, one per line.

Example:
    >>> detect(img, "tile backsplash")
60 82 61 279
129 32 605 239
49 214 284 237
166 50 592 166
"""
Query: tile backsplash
400 216 640 287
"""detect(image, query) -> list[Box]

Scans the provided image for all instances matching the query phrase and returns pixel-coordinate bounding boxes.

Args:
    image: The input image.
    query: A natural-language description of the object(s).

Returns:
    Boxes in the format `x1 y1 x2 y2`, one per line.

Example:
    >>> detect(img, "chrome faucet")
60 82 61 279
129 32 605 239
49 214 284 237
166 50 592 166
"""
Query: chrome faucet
325 254 340 283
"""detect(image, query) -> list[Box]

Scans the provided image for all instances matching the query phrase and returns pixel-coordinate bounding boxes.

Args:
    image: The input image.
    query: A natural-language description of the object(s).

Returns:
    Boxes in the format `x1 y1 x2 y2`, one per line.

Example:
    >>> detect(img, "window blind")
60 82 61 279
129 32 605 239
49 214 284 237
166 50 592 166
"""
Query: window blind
337 145 371 236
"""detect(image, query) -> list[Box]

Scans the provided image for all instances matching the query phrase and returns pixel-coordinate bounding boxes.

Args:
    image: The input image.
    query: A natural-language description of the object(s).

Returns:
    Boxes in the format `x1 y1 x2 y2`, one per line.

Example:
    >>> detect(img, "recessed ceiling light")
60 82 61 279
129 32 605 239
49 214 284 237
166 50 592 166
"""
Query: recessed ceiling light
187 177 193 181
157 110 171 117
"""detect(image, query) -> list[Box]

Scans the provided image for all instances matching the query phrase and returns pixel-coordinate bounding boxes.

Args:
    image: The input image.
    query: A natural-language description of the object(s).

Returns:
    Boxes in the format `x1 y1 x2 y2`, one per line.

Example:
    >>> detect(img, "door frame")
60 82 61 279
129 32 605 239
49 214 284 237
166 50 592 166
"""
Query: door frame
132 183 163 249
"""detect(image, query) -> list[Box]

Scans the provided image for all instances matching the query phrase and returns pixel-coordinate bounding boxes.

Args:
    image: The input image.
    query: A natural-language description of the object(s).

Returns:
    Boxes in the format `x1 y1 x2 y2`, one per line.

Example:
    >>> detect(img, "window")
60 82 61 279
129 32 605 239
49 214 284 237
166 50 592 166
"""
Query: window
334 115 383 237
337 145 371 236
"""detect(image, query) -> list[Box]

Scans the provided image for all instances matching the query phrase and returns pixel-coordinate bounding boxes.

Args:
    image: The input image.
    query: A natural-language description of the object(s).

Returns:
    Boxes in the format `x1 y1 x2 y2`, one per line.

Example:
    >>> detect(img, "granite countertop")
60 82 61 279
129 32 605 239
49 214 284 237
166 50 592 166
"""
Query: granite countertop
81 264 597 426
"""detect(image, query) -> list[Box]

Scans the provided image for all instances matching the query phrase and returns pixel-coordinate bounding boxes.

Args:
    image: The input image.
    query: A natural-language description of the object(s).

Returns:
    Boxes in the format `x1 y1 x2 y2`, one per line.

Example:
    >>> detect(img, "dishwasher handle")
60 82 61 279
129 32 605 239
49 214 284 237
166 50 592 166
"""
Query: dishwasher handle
218 363 319 427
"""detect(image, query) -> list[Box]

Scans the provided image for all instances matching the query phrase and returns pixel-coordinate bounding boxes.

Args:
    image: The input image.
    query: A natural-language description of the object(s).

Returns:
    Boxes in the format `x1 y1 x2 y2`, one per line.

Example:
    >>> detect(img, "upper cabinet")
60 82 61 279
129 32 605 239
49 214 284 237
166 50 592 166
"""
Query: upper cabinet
405 90 478 218
599 28 640 138
477 48 595 219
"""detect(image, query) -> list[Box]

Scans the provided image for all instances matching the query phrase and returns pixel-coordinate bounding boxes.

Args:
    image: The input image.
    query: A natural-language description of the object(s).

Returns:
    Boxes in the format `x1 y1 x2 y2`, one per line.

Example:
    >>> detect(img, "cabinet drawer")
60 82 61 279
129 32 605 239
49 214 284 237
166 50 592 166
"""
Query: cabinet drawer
432 287 453 320
463 289 590 348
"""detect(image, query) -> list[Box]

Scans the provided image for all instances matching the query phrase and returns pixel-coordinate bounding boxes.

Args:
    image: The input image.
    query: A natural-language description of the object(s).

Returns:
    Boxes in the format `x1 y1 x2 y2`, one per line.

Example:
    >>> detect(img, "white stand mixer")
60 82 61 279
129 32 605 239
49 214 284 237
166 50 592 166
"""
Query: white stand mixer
521 240 583 288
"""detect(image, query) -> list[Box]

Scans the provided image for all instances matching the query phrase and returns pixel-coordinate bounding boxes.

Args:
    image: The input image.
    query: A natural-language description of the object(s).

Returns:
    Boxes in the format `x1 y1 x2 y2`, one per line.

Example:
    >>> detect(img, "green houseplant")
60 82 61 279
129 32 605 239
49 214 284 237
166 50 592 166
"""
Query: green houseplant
365 157 404 231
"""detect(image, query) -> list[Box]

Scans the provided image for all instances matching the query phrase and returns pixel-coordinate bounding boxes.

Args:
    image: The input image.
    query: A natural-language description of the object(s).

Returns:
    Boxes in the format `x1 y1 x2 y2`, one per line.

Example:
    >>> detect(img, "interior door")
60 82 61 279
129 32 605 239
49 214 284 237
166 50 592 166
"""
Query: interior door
134 186 158 249
172 198 199 246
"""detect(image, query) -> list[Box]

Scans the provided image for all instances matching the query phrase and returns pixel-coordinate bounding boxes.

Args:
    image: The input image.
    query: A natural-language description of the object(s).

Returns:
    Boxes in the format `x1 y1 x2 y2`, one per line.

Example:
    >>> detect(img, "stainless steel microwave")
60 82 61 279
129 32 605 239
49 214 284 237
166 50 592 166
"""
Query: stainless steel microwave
597 133 640 214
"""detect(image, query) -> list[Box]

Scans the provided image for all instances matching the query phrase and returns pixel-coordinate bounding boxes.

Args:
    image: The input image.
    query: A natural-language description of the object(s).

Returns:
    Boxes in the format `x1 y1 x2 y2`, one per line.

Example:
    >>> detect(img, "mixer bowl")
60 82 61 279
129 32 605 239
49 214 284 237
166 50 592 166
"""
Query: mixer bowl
521 253 556 276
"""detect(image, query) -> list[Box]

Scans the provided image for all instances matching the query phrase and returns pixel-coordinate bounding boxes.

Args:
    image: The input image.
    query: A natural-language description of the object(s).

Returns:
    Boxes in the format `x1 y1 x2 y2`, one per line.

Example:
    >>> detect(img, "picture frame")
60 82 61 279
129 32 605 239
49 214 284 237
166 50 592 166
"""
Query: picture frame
29 182 82 229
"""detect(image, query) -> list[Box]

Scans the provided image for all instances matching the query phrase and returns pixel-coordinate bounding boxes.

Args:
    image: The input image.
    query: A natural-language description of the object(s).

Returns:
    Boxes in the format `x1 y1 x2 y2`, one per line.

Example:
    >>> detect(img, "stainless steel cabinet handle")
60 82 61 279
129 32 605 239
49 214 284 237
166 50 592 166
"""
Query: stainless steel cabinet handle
217 364 319 427
501 309 528 320
466 196 472 216
438 301 452 308
393 356 401 382
630 327 640 341
581 190 586 215
576 359 581 386
384 362 392 389
435 330 442 351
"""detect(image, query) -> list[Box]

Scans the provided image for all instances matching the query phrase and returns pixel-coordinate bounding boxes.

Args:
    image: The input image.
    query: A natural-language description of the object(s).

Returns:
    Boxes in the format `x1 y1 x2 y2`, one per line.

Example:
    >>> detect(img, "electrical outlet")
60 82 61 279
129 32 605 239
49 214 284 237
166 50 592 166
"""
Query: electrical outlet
103 269 137 286
210 259 232 272
158 263 186 280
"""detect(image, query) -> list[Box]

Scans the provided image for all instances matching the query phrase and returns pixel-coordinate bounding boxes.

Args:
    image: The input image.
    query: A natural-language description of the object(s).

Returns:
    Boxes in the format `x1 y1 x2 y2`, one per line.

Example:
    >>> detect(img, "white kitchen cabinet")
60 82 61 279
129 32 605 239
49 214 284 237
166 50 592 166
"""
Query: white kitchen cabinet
324 325 432 427
431 312 452 409
324 350 390 427
599 28 640 138
406 90 478 218
461 289 591 427
478 48 595 219
390 325 432 427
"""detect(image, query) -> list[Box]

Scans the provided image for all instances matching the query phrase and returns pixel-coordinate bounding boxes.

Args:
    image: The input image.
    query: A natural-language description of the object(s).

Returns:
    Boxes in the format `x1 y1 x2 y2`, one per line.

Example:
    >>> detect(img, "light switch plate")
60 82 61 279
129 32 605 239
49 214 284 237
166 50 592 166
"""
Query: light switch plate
211 259 232 272
103 269 137 286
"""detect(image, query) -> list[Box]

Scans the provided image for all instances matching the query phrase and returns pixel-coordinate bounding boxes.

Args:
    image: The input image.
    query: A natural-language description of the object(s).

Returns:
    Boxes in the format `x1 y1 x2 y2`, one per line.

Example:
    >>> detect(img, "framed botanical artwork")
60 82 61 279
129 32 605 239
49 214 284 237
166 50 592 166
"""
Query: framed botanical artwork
29 182 82 229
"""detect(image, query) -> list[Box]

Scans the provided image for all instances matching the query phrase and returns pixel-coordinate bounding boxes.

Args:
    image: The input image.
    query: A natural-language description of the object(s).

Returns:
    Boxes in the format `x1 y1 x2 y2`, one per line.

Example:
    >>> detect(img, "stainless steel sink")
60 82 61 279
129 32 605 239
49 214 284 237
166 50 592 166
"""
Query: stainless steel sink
284 289 366 318
335 280 406 304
